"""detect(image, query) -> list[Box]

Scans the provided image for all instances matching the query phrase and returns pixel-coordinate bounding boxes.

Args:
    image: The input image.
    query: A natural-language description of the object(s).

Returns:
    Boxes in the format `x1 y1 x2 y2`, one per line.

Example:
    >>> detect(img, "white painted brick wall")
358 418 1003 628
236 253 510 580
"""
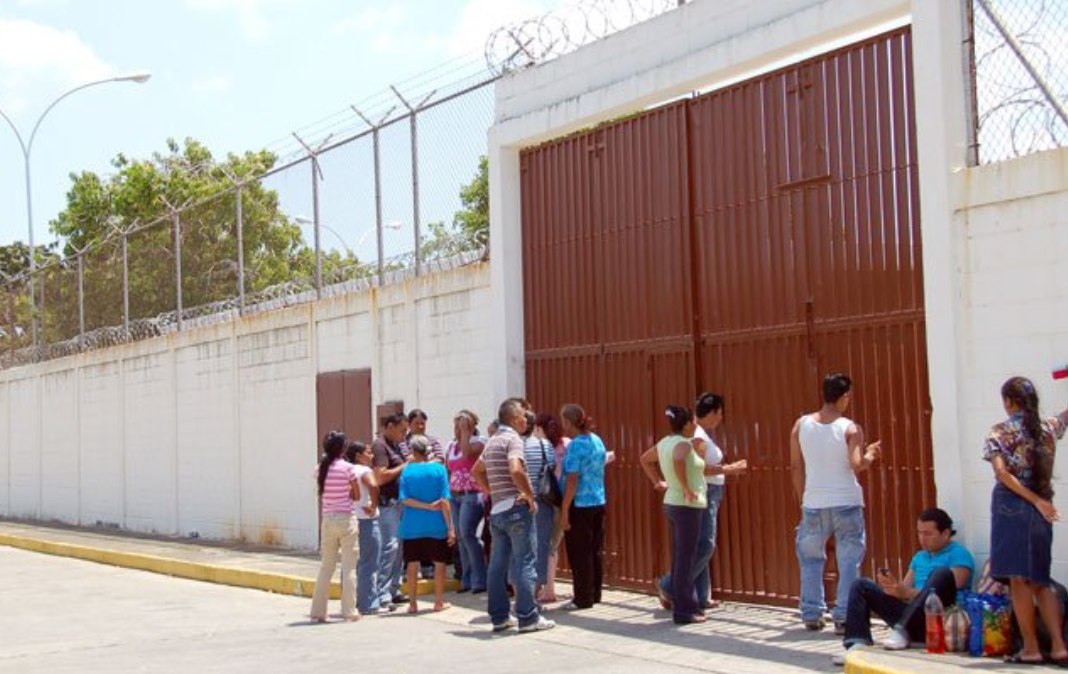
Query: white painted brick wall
0 262 492 552
953 148 1068 579
40 370 79 522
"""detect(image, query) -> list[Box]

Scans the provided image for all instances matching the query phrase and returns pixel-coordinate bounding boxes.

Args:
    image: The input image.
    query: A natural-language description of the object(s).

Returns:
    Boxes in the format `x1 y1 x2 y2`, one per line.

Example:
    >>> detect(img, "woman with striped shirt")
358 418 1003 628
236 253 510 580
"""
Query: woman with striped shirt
310 430 361 622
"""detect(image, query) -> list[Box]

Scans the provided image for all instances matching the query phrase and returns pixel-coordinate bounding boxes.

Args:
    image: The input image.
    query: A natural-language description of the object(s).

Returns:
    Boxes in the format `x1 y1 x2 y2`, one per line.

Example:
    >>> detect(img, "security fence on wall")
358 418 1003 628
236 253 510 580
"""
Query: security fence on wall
967 0 1068 164
0 71 496 369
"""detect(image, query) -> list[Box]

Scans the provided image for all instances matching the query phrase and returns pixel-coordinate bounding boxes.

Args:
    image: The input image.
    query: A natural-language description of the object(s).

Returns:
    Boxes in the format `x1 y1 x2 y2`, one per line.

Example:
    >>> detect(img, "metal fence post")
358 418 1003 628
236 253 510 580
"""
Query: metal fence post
77 252 85 348
121 232 129 338
292 134 326 298
353 107 393 286
235 184 246 312
173 211 183 331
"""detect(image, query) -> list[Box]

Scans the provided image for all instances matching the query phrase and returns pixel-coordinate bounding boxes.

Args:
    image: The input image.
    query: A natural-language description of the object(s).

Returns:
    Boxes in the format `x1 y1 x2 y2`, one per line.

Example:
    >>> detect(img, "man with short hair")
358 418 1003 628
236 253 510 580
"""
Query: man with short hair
791 373 881 632
473 397 555 634
373 412 410 606
832 508 974 665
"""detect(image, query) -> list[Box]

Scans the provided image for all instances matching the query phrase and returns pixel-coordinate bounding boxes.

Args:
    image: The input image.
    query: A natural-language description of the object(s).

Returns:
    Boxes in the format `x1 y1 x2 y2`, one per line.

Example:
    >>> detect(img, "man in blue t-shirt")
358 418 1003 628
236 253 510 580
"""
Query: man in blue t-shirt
833 508 975 666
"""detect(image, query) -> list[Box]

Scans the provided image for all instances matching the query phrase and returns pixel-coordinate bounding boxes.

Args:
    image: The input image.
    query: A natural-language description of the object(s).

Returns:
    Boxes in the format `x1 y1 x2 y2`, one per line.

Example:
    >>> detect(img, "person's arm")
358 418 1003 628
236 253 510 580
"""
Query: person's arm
790 418 805 503
510 456 538 514
705 460 748 476
361 471 379 516
877 567 918 601
441 498 455 544
639 446 667 491
847 422 881 473
559 473 579 530
991 453 1060 522
373 444 406 486
472 457 490 494
672 441 697 502
459 419 484 460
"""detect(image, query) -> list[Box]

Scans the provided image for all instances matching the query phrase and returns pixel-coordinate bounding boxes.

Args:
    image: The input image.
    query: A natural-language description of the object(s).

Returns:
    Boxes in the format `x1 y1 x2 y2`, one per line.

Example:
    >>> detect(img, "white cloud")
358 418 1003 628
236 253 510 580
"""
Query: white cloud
0 18 112 114
332 6 407 38
191 74 233 96
184 0 290 41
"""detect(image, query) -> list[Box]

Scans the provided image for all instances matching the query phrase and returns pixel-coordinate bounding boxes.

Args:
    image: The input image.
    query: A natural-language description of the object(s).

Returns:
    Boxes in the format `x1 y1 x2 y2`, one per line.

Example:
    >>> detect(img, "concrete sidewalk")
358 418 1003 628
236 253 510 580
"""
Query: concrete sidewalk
0 518 1052 673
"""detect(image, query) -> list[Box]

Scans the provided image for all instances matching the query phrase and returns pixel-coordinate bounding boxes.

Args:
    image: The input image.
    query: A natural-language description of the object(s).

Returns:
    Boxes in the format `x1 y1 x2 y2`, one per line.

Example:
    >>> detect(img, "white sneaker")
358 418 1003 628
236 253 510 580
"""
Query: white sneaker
831 643 864 666
881 628 910 650
518 616 556 633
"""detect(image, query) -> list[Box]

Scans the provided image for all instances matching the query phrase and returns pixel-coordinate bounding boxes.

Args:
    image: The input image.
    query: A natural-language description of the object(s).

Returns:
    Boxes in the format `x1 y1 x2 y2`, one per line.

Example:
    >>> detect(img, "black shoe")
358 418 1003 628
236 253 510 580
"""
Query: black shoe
471 588 486 595
391 594 409 604
457 587 470 594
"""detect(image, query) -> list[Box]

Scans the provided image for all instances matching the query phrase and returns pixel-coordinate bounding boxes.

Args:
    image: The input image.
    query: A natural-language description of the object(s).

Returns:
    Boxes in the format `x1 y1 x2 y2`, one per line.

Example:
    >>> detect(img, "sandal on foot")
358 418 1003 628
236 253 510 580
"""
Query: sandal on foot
407 605 419 615
1004 651 1046 665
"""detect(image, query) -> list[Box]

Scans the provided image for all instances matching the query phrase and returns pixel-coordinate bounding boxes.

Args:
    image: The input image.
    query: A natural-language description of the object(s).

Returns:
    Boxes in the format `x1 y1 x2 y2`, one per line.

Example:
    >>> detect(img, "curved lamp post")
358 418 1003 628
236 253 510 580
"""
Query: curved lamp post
0 70 152 348
293 215 401 258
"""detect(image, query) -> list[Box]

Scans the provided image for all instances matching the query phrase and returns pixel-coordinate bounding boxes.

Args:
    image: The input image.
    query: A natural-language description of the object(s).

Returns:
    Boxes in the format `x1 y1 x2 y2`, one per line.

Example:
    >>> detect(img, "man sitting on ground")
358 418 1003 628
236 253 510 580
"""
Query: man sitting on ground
833 508 974 666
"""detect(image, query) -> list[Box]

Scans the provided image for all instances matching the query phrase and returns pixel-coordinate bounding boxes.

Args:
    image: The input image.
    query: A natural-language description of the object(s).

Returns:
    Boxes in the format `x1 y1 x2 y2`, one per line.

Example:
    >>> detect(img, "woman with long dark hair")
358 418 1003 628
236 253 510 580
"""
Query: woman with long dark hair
984 376 1068 664
558 403 608 611
310 430 360 622
534 411 569 603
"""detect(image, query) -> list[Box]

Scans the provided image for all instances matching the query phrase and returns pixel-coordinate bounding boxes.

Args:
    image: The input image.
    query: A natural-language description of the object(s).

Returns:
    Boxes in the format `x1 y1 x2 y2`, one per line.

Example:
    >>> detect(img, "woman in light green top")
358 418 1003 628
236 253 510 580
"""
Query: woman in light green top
640 405 707 624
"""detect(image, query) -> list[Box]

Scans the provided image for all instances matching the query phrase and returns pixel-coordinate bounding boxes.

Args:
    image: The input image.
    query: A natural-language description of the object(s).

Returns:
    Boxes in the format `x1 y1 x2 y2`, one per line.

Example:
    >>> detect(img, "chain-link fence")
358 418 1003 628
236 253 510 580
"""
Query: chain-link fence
0 73 498 369
968 0 1068 164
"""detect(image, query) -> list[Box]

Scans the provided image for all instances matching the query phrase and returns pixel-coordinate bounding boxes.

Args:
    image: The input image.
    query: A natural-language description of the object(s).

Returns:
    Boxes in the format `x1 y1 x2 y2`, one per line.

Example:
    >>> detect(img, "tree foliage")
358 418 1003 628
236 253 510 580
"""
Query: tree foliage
421 155 489 259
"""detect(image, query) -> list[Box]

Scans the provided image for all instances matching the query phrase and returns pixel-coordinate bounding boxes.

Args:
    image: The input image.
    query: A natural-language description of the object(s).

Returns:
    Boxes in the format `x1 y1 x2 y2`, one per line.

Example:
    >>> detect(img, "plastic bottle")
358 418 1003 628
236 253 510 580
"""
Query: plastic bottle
925 592 946 654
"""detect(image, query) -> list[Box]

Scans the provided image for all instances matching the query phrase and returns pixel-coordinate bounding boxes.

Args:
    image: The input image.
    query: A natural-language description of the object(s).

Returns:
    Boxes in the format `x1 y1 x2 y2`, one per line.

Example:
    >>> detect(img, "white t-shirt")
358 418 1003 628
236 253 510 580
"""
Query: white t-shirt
693 425 724 486
798 415 863 509
353 465 378 520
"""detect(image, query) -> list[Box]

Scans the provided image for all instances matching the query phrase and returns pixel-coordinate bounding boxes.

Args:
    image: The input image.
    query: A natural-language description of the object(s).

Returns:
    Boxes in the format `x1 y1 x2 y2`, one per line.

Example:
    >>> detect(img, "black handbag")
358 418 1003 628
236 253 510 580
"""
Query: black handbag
537 438 563 507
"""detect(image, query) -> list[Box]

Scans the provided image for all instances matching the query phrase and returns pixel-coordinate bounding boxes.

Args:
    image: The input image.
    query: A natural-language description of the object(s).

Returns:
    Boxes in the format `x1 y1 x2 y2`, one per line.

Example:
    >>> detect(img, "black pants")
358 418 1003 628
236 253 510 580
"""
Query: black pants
843 566 958 647
665 504 704 622
564 505 605 608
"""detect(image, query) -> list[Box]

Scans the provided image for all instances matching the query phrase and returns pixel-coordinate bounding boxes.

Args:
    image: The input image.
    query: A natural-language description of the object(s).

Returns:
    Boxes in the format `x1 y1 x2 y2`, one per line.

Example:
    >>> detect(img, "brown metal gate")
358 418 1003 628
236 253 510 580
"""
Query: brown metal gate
520 27 934 606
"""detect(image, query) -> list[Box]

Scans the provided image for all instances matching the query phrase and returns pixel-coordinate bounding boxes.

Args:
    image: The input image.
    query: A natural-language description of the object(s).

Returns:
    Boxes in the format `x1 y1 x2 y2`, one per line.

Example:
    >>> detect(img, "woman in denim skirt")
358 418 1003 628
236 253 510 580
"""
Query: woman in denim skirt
984 376 1068 665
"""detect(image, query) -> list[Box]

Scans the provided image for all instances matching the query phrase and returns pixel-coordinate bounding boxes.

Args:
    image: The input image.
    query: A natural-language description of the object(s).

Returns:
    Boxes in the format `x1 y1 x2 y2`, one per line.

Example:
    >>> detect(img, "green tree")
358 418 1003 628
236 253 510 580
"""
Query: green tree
421 155 489 259
45 138 313 340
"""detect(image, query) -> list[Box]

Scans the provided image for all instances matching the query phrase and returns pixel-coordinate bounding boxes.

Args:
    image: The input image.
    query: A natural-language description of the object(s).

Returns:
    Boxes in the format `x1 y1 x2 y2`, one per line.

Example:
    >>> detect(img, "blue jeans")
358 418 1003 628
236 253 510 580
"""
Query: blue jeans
534 496 558 585
451 492 487 591
796 505 866 623
357 518 381 614
376 502 404 605
659 483 724 606
664 504 704 622
487 502 539 628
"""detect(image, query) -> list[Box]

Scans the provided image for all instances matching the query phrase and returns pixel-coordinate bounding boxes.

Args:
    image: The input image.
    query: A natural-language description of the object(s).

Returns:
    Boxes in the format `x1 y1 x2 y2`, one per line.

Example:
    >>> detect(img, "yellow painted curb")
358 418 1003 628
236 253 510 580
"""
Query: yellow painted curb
0 533 459 600
844 650 930 674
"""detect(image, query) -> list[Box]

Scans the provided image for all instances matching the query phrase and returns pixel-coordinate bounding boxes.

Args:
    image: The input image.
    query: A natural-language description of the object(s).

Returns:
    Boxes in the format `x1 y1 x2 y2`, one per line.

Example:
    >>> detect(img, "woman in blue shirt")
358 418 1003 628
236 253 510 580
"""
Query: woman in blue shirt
559 403 608 610
398 435 455 614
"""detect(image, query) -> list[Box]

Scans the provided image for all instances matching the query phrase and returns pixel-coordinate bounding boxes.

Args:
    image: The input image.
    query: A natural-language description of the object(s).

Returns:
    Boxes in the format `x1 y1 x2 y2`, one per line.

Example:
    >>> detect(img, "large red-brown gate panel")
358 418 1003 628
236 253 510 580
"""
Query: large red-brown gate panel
520 27 931 606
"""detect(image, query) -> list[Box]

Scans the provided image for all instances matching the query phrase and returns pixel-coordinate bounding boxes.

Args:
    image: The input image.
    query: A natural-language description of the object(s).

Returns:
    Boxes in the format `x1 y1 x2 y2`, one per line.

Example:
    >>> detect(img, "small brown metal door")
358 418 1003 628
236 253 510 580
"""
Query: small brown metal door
316 369 373 451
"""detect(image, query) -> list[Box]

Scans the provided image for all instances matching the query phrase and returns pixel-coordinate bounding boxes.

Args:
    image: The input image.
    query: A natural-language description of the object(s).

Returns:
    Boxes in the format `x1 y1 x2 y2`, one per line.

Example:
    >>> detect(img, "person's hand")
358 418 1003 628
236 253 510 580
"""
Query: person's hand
447 531 457 546
728 460 748 475
652 480 668 493
864 441 882 465
683 488 698 503
363 505 378 517
605 451 617 465
559 513 571 531
876 568 898 595
1036 498 1061 523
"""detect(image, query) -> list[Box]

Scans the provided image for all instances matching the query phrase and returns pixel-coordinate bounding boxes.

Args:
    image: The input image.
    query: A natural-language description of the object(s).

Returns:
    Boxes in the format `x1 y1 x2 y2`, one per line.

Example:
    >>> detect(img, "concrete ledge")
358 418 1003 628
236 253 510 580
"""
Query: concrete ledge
844 646 1018 674
0 532 457 600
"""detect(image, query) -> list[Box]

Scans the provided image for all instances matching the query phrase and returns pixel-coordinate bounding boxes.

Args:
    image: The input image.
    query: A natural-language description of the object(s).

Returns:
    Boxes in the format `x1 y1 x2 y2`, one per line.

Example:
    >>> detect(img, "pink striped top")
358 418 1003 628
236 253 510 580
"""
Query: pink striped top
319 459 358 515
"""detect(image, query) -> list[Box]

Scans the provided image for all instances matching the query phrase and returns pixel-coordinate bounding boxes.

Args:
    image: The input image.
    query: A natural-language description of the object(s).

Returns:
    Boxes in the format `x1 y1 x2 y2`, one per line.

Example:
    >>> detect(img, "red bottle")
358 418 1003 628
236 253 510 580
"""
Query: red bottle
925 592 946 654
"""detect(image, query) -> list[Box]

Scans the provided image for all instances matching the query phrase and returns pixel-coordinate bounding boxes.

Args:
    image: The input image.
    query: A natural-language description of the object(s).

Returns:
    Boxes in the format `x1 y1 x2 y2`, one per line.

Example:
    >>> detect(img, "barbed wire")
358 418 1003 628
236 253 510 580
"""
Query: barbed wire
972 0 1068 163
485 0 685 75
0 246 485 370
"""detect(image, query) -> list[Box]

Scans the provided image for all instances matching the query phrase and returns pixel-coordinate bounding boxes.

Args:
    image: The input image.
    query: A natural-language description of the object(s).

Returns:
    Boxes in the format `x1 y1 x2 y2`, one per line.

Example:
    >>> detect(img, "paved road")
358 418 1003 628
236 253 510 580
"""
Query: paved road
0 546 844 674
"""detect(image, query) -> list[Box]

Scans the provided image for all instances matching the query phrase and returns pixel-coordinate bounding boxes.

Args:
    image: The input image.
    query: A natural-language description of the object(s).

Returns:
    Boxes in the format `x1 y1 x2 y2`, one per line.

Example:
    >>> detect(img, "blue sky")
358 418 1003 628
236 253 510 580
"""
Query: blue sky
0 0 551 253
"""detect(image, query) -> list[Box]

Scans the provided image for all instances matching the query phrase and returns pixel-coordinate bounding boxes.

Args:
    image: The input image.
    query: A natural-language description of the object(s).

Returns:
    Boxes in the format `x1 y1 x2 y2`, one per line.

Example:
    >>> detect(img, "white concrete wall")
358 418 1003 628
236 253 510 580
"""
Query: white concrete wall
0 263 493 549
950 148 1068 577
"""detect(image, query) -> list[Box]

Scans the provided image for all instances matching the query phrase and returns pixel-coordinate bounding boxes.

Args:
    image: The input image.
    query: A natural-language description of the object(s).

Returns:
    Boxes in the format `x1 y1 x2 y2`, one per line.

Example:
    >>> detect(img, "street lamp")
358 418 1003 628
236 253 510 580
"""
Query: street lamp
293 215 401 258
0 70 152 348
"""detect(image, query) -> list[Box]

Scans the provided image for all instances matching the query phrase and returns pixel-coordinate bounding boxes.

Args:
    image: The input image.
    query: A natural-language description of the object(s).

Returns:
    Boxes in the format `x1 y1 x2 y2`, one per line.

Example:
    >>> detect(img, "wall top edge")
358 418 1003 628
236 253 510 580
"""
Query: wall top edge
954 147 1068 211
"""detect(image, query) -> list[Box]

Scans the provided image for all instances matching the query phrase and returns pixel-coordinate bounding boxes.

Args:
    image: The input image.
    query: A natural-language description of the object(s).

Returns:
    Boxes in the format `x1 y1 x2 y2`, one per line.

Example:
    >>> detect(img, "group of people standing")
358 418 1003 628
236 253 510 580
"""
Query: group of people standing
312 371 1068 666
310 400 612 630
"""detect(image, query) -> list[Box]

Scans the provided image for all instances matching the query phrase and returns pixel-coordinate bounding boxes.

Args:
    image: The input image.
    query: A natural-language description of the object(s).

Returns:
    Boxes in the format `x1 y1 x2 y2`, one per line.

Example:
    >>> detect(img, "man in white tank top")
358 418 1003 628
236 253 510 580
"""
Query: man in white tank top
790 373 881 633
